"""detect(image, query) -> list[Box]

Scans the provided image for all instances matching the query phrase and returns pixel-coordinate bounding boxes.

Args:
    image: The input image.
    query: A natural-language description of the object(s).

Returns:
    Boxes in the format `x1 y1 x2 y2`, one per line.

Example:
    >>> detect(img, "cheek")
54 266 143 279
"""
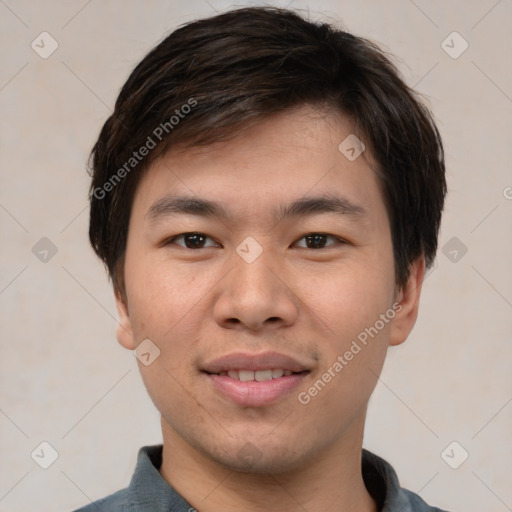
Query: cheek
297 276 394 426
293 261 395 408
124 253 195 335
296 261 395 338
123 255 218 388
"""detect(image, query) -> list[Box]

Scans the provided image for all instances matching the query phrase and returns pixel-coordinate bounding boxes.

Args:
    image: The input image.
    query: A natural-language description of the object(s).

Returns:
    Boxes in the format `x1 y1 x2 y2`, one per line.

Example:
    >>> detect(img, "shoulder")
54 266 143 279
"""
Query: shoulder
401 488 451 512
72 487 129 511
71 445 169 512
362 449 452 512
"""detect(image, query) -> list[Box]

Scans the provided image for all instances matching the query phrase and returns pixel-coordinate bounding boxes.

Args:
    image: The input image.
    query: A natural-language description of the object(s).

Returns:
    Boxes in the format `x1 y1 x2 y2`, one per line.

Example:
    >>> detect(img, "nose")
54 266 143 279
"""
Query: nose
213 244 299 332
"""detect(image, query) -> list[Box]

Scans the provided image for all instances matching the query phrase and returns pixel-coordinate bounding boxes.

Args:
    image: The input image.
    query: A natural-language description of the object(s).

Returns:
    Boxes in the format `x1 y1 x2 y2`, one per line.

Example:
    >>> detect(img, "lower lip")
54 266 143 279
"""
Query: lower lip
205 373 307 407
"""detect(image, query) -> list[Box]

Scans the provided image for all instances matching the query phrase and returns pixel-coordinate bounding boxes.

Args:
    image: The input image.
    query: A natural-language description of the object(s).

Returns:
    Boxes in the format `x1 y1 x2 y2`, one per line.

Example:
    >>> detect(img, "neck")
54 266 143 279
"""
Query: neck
159 412 377 512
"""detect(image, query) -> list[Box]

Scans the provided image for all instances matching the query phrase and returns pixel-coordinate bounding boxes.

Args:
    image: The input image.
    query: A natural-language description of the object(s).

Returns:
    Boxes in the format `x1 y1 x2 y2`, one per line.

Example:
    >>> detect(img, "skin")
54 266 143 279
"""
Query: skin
114 105 425 512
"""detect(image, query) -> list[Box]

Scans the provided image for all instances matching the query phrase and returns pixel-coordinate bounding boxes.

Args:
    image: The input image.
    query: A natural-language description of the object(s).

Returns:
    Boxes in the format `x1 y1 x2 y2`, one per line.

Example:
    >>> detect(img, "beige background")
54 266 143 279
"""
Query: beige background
1 0 511 511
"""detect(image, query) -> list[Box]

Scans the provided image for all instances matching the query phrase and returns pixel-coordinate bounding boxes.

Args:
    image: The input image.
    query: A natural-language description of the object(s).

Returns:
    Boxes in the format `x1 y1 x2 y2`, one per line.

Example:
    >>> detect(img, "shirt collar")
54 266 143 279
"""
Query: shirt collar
126 445 192 511
362 448 420 511
125 445 432 511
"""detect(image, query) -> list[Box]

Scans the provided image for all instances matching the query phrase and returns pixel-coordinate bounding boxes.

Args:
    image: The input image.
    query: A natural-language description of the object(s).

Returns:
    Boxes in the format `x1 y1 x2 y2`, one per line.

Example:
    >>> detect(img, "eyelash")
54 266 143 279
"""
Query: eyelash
163 232 347 250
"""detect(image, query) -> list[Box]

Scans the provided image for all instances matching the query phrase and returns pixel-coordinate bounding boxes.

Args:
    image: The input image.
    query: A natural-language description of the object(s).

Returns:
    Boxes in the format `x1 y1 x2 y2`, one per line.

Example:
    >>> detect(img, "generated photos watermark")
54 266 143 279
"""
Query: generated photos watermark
93 98 197 200
298 302 403 405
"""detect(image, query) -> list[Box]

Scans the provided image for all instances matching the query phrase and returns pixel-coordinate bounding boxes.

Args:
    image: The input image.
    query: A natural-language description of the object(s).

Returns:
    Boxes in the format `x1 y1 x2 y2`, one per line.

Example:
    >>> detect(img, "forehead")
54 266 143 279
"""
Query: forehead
131 105 385 226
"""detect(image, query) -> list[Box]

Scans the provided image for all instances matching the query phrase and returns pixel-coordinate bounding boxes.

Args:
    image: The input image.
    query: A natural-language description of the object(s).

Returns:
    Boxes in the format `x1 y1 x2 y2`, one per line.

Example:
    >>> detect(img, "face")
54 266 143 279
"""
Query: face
115 106 423 474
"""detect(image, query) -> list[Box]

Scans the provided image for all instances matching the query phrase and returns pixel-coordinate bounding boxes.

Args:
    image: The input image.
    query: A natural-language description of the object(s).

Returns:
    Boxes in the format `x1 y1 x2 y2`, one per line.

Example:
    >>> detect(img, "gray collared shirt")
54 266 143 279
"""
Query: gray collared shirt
73 445 450 511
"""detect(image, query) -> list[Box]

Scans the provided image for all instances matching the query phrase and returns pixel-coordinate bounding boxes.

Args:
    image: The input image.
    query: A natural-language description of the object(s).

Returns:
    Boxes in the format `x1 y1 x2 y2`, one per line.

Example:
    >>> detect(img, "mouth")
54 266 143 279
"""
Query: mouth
209 368 305 381
201 352 311 407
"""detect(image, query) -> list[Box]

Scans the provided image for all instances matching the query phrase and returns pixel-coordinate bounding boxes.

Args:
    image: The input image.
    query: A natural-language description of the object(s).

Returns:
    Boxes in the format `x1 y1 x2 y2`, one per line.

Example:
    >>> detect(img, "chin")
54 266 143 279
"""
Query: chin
206 438 313 475
218 452 300 475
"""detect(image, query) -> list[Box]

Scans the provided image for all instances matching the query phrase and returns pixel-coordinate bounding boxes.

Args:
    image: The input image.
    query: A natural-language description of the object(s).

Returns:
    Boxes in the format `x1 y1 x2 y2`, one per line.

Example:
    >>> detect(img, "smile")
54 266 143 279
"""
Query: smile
201 351 311 407
216 369 298 381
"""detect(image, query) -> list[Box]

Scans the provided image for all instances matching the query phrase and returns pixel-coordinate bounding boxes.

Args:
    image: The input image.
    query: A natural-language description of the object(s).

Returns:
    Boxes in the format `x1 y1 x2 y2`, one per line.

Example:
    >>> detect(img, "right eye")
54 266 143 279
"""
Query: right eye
163 232 220 249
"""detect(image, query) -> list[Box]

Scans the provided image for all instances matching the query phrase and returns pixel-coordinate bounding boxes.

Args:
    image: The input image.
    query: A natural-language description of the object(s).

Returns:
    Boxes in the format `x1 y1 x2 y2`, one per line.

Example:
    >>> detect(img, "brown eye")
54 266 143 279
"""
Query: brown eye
294 233 344 249
166 233 219 249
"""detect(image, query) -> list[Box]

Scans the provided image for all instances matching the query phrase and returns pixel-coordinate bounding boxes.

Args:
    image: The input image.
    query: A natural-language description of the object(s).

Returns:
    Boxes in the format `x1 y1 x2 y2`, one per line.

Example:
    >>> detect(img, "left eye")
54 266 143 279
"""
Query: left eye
294 233 344 249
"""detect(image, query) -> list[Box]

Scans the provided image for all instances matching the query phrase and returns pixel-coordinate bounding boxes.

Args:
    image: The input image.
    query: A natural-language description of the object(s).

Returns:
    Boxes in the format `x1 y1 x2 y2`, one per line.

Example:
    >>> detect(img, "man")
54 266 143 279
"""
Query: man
78 6 448 511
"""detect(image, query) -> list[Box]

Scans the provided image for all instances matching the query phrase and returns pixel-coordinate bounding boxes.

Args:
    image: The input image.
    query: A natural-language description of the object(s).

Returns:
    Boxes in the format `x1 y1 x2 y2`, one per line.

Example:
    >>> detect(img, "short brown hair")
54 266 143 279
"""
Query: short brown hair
88 6 446 292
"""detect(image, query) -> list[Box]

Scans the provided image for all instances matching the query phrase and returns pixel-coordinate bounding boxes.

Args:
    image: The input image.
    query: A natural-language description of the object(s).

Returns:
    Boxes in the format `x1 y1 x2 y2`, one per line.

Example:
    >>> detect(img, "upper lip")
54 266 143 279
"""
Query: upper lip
202 351 310 374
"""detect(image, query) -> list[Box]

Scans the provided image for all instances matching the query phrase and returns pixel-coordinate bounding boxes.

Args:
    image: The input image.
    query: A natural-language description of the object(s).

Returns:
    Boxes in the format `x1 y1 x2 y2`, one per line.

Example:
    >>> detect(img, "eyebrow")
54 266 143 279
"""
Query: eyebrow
145 193 366 224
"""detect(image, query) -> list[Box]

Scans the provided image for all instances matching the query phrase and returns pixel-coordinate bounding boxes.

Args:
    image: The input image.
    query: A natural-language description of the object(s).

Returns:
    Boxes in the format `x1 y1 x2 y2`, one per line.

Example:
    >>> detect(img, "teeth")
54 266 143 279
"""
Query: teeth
220 369 296 381
255 370 272 382
239 370 255 382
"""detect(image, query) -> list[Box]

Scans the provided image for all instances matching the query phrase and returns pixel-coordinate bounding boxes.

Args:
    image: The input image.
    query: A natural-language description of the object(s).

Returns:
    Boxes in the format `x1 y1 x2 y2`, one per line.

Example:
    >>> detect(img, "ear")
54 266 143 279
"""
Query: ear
114 287 137 350
388 257 426 347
